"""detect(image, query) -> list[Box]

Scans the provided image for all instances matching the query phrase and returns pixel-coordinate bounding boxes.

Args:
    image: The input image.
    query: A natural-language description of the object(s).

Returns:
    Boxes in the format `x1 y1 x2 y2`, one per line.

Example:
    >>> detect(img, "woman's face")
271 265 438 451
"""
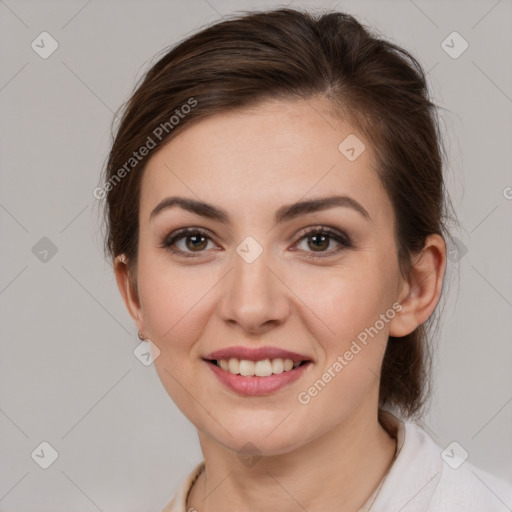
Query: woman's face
121 97 411 455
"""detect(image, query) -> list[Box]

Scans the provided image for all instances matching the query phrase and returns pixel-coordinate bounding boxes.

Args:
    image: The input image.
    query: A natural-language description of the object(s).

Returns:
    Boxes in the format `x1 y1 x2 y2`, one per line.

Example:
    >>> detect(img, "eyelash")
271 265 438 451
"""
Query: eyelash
158 226 352 260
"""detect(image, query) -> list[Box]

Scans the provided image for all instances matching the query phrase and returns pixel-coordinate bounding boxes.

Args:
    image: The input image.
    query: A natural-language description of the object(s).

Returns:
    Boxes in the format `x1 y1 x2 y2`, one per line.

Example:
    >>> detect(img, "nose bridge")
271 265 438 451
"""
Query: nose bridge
219 238 289 332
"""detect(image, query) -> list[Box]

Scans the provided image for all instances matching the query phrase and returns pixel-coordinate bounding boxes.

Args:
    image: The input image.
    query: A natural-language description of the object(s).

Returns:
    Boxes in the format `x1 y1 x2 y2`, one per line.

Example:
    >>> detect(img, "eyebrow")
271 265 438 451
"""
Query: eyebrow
149 194 371 224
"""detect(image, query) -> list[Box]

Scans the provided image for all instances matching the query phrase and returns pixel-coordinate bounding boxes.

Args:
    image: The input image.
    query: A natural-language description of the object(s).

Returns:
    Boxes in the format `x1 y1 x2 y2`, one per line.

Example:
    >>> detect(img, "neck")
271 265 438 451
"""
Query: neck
187 406 397 512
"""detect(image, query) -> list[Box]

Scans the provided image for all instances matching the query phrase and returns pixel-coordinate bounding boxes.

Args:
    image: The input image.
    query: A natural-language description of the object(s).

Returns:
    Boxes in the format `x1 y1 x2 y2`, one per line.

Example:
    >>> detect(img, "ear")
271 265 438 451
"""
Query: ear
389 234 447 338
114 255 145 334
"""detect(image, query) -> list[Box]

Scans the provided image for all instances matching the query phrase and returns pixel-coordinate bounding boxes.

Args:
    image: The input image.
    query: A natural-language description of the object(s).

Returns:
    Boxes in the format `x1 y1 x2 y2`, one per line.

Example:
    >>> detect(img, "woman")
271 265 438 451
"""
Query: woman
99 7 512 511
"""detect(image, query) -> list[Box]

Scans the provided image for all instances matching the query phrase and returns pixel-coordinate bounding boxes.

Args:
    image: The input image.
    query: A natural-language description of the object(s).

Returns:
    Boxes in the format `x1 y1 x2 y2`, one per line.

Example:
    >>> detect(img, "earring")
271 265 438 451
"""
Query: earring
138 331 146 341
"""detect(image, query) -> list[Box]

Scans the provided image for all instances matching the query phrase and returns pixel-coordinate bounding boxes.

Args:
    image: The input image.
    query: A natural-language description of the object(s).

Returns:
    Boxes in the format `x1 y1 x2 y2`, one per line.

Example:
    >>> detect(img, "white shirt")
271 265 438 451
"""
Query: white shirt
161 411 512 511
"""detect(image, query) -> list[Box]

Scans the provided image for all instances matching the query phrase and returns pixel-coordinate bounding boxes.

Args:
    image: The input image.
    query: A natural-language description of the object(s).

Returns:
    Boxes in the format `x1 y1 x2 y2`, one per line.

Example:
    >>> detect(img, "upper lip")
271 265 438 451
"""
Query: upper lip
204 346 312 363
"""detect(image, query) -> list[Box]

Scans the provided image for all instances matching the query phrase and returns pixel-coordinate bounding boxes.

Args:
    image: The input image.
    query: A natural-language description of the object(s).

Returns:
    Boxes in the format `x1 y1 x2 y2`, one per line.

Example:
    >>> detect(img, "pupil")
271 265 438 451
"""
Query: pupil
187 235 207 251
309 234 328 251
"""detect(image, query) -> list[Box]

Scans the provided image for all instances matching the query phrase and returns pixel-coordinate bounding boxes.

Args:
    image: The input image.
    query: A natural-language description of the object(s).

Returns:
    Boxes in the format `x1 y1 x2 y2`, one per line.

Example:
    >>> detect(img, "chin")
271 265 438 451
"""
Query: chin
199 412 310 456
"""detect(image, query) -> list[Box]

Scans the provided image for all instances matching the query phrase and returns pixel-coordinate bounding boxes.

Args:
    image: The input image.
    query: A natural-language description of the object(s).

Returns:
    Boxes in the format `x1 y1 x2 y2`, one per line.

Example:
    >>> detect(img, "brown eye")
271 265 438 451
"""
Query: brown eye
294 226 351 259
160 225 351 260
307 233 330 252
160 228 216 258
185 234 208 251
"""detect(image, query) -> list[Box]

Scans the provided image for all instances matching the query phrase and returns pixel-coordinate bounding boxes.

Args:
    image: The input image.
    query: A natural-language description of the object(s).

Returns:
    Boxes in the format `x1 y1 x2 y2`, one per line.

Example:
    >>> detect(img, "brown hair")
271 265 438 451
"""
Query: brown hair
99 7 455 418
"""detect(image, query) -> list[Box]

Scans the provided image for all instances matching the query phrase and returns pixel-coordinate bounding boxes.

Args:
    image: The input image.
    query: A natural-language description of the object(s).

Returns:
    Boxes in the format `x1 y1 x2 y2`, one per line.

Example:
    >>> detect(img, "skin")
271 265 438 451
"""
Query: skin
115 96 446 512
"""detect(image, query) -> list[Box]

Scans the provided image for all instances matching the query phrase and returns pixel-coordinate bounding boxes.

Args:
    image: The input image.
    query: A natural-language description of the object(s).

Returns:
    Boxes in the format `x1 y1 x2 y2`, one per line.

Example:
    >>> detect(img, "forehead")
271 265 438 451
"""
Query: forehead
140 97 392 225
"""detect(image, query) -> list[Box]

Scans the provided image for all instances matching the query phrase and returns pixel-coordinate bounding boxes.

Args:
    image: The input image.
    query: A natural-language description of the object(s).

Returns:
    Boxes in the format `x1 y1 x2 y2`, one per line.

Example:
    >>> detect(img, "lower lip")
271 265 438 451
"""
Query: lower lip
205 360 312 396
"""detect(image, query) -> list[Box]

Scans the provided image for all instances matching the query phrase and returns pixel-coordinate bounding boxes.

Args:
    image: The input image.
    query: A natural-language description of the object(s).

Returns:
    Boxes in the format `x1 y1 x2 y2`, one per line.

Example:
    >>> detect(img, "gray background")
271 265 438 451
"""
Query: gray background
0 0 511 510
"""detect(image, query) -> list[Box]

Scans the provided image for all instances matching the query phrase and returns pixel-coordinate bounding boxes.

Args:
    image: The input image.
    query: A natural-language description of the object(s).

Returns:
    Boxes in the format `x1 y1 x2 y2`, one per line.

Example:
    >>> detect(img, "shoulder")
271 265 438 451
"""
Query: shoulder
404 421 512 511
374 412 512 512
430 452 512 511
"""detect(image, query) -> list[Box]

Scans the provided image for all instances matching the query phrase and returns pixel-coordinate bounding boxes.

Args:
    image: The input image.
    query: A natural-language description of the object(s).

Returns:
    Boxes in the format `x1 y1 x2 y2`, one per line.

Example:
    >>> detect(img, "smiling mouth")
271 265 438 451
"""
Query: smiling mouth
205 358 310 377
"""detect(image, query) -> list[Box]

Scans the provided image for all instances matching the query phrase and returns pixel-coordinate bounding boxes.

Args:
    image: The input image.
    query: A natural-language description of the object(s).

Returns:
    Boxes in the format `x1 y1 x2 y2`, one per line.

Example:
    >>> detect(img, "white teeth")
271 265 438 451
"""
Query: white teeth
228 358 239 374
271 358 284 374
239 359 255 376
216 357 304 377
254 359 273 377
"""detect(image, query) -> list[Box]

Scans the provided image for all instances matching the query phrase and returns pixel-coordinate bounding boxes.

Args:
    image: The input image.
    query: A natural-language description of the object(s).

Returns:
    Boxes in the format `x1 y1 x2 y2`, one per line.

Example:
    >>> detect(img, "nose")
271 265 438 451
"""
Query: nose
217 248 290 335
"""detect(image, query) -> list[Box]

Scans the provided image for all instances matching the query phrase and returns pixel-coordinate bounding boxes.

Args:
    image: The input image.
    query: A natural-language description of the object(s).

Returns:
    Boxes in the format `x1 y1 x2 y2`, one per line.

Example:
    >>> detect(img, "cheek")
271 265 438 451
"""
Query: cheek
137 259 221 424
137 257 216 351
291 268 392 426
289 260 390 345
289 262 393 398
